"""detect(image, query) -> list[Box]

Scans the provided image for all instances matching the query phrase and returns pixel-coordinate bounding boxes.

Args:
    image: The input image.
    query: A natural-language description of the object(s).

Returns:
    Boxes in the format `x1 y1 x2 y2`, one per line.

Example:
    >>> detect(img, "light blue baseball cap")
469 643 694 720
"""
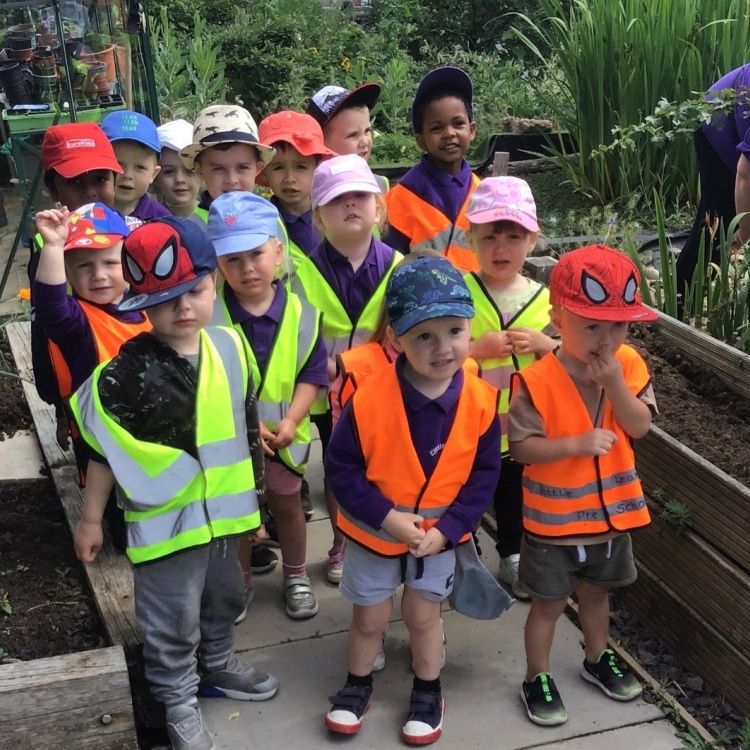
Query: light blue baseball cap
101 110 161 153
207 192 281 257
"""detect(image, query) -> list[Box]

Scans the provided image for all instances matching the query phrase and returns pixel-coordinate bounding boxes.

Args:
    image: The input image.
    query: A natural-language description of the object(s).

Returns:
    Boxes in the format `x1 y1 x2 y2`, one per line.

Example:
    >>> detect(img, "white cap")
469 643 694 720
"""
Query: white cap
157 119 194 153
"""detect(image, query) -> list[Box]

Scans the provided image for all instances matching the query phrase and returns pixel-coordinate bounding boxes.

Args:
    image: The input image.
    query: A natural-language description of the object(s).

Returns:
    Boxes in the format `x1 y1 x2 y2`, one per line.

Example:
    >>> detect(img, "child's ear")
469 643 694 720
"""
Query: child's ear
149 164 161 185
312 206 325 233
549 305 562 332
414 132 426 152
387 325 403 352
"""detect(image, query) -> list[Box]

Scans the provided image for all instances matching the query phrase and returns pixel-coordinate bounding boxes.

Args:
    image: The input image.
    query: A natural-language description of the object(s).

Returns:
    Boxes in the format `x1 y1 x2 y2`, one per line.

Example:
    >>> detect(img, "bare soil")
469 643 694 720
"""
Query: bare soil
0 329 33 439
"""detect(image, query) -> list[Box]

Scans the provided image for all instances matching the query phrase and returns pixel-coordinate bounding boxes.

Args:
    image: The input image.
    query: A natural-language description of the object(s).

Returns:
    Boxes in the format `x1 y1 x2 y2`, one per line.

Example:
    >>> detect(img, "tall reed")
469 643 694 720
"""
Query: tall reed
513 0 750 208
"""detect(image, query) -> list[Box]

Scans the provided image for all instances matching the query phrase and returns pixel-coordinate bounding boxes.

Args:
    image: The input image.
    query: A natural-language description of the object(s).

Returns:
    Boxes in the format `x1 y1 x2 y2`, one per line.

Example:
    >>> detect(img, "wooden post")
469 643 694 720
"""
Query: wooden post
0 646 138 749
492 151 509 176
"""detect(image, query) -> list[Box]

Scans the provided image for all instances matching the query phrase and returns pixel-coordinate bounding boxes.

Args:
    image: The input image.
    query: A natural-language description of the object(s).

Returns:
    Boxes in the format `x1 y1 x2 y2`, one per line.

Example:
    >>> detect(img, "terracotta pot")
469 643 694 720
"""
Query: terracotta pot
79 45 117 82
82 60 109 96
9 47 33 62
31 46 56 74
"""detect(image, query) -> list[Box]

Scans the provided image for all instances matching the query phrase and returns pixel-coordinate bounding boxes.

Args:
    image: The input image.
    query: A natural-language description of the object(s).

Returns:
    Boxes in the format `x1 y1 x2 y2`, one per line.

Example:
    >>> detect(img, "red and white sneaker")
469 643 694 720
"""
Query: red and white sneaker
401 690 445 745
325 684 373 735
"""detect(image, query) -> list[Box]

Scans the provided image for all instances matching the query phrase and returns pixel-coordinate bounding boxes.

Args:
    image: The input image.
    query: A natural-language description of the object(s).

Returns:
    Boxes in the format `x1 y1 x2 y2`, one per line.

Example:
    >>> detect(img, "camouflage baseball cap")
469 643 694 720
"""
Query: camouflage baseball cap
386 256 474 336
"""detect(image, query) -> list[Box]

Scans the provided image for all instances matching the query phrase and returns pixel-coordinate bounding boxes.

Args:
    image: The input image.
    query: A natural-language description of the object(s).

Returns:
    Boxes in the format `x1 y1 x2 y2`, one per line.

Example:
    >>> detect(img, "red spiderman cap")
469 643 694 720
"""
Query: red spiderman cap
549 244 657 322
118 217 217 311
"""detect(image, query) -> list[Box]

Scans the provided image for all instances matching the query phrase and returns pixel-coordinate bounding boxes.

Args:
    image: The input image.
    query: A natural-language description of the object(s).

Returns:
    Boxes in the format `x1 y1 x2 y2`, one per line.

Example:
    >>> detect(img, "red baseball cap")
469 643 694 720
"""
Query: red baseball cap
41 123 123 179
549 244 657 322
259 111 337 158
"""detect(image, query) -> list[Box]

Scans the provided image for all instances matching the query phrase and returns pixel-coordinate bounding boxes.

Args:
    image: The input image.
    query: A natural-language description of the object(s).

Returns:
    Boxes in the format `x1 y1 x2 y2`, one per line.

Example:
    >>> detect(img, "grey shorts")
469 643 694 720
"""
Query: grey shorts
340 541 456 606
518 533 637 600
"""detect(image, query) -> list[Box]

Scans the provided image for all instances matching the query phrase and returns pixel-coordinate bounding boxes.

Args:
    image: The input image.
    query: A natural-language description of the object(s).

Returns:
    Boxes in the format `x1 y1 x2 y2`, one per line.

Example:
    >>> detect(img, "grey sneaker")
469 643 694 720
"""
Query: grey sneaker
199 655 280 701
284 575 319 619
165 702 214 750
498 553 531 600
234 586 254 626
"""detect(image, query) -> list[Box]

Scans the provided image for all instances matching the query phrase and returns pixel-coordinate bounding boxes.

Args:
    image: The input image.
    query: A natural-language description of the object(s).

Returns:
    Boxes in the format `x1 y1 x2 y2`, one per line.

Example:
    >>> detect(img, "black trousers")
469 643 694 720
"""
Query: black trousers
493 456 524 558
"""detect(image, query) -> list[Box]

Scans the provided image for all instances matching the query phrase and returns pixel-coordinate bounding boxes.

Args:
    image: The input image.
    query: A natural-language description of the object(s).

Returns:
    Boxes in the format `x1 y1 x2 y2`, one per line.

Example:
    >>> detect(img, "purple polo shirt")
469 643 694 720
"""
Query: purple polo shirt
703 64 750 169
326 355 501 546
31 280 147 392
130 194 171 220
222 282 328 386
308 238 394 320
271 197 321 256
388 156 474 254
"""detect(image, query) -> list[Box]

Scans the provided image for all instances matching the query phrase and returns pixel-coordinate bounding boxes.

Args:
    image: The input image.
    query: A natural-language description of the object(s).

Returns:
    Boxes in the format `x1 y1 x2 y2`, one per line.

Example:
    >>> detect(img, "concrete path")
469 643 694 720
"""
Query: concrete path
200 444 680 749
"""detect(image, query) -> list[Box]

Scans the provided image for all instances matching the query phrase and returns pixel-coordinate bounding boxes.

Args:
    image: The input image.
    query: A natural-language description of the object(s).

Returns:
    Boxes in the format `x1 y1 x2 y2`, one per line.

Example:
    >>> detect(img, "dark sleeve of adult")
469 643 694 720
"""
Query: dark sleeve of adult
244 378 266 512
384 224 412 254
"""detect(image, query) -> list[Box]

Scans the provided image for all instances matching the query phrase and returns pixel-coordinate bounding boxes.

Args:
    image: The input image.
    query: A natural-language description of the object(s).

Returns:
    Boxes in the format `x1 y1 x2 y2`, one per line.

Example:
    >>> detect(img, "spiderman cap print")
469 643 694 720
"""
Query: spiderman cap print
118 216 217 311
549 244 658 322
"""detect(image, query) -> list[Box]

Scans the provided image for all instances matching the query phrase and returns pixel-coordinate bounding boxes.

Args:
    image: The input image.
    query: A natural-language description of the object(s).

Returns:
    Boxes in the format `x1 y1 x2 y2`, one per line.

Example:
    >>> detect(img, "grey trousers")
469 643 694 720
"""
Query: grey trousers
133 537 245 707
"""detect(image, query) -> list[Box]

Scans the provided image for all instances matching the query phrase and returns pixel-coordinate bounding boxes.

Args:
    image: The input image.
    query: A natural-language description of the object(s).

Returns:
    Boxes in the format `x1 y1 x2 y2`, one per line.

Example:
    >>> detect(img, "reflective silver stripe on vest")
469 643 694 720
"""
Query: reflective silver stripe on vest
128 499 208 550
206 326 248 443
412 225 472 255
204 490 258 522
523 469 639 500
285 442 311 466
296 303 317 370
199 436 252 467
480 364 513 392
258 401 289 424
523 495 647 527
339 503 447 545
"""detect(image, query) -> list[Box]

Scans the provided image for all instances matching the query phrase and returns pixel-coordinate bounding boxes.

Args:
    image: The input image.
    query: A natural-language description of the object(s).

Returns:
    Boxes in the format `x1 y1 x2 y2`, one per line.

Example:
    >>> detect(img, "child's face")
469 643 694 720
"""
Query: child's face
194 144 260 199
324 106 373 161
112 141 161 212
64 242 127 306
314 191 380 246
154 148 201 214
217 239 283 305
264 146 317 215
390 316 470 392
551 307 629 366
51 170 116 210
416 96 476 173
473 221 536 288
145 274 216 351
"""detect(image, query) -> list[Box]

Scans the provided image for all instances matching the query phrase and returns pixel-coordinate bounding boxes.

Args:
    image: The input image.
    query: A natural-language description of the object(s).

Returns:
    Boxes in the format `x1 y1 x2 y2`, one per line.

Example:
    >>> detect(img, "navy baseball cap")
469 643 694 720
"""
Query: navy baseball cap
119 217 216 311
387 256 474 336
306 82 381 128
207 192 280 257
411 66 473 130
101 110 161 153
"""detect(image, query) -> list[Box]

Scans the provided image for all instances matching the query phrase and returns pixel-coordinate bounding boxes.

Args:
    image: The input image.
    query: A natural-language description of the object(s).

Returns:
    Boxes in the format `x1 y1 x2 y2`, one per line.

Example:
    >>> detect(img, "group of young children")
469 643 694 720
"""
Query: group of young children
27 64 658 750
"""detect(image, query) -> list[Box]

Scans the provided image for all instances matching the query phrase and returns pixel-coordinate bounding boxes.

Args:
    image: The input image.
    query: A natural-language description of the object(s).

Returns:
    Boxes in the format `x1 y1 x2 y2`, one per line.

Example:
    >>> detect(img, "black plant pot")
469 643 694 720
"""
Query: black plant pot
0 62 32 105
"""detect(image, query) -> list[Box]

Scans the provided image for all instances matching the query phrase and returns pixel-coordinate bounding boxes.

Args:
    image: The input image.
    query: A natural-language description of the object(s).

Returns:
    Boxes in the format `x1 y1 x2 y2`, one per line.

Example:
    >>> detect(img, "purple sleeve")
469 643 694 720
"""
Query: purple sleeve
32 280 91 345
386 224 412 254
325 402 394 529
297 329 330 387
435 414 502 546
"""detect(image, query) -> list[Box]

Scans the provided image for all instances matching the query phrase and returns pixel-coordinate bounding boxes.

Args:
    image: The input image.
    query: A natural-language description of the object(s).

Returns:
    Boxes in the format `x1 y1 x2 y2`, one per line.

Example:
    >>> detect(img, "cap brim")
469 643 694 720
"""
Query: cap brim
212 232 272 257
560 302 659 323
308 82 381 127
53 155 124 178
64 234 124 252
391 302 475 336
313 180 381 208
118 274 207 312
466 207 539 233
414 67 473 108
180 138 276 171
109 134 160 153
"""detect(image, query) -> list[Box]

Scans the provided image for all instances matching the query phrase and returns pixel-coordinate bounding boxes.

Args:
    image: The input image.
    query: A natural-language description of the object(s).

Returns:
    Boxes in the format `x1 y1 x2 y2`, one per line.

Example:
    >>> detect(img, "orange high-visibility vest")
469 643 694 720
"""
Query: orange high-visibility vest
513 345 652 539
337 362 498 557
48 300 151 399
385 174 481 273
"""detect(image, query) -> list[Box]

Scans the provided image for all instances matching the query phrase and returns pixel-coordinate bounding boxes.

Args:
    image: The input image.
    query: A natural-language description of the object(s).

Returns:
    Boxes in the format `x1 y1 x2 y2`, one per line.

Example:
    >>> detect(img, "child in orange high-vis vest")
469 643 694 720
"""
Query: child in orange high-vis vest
324 256 500 745
509 245 657 727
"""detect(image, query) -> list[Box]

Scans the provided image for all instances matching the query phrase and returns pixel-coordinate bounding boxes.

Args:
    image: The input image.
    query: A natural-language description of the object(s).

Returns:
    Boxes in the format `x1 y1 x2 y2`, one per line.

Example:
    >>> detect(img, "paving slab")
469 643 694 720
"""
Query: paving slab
205 457 670 749
0 429 44 481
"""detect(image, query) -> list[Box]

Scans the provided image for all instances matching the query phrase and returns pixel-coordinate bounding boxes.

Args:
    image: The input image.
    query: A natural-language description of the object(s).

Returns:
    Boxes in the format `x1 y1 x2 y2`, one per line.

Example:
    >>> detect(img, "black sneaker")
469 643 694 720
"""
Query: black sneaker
401 690 444 745
581 648 642 701
520 673 567 726
325 684 373 734
251 545 278 574
301 479 314 521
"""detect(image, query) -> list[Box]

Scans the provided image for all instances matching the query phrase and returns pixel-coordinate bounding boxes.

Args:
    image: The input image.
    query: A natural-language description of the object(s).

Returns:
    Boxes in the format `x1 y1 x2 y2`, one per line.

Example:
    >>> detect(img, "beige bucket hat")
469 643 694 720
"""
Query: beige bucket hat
180 105 276 170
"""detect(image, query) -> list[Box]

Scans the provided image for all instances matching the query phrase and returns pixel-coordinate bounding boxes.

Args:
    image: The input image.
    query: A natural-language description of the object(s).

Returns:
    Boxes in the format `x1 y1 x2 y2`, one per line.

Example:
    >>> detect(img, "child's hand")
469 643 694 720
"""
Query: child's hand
381 509 425 547
269 417 296 449
411 527 447 558
573 428 618 456
260 423 276 456
327 356 337 381
35 207 70 248
248 525 268 544
587 350 625 390
472 331 513 360
509 328 556 356
74 518 103 563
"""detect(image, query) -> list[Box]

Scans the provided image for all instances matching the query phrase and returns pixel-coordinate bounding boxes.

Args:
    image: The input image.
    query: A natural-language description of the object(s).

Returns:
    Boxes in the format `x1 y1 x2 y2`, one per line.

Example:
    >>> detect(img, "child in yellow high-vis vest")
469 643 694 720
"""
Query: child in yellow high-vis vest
464 177 557 599
70 217 279 750
509 245 657 727
207 191 329 623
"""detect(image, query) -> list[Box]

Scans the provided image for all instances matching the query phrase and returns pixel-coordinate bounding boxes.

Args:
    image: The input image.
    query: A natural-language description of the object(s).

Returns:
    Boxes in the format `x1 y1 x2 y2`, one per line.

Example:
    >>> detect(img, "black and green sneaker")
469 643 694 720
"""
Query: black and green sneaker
520 673 567 726
581 648 642 701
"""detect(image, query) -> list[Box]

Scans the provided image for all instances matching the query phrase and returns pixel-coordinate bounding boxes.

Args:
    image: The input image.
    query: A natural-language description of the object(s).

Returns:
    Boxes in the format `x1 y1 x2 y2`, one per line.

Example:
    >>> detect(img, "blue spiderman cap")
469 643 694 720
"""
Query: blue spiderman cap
386 256 474 336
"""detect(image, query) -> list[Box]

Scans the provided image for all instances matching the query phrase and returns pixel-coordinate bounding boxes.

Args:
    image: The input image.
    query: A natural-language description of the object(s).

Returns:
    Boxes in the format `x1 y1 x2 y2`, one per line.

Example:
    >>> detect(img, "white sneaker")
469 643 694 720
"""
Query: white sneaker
165 701 214 750
498 554 531 600
234 586 254 625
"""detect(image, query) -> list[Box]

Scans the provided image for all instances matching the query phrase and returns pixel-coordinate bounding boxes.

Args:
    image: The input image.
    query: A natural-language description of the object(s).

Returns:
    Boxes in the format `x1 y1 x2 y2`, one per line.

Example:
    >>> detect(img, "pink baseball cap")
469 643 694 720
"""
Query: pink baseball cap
467 176 539 233
311 154 380 208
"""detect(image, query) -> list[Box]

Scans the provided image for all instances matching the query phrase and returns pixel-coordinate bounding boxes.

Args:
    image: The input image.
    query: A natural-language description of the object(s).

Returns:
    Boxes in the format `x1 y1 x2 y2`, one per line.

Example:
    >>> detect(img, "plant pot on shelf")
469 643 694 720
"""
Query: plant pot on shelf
31 46 56 75
8 45 33 63
30 70 58 104
82 60 109 97
0 62 33 106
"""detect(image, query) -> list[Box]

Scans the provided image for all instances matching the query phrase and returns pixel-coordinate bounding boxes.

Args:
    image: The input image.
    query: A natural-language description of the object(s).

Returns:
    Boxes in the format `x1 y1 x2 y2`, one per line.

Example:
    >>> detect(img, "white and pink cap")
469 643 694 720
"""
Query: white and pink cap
467 176 539 233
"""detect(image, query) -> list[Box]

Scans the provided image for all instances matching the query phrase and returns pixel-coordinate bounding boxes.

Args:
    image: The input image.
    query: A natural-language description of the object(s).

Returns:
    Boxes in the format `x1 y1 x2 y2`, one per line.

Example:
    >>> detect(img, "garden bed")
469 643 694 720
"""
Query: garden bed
0 329 32 438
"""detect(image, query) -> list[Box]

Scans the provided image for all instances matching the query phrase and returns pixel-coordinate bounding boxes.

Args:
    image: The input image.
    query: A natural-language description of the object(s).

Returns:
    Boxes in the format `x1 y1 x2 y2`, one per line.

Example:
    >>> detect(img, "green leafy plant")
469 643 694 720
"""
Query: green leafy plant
737 717 750 749
0 591 12 615
660 499 692 532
